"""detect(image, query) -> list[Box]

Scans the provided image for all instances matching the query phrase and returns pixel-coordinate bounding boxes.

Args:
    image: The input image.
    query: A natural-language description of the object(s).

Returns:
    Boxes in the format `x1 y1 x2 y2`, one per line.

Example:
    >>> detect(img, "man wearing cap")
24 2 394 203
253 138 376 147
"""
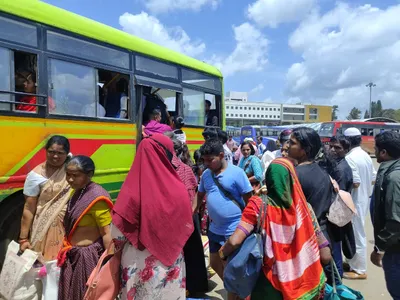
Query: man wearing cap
343 127 376 279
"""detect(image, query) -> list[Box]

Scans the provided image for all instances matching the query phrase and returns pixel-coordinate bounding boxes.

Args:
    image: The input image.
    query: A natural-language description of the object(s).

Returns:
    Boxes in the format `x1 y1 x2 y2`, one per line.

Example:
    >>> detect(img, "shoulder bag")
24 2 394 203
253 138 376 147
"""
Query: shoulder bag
212 175 244 211
327 177 357 227
223 195 267 299
83 241 124 300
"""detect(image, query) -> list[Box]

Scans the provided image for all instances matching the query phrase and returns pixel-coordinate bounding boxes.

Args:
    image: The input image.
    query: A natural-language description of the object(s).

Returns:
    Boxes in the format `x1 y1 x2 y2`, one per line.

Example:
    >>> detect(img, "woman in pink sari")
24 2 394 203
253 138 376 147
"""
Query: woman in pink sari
19 135 71 261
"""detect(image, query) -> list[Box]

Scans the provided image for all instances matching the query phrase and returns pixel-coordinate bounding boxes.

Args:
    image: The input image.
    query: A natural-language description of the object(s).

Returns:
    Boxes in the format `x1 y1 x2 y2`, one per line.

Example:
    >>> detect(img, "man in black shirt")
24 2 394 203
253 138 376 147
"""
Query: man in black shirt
371 131 400 299
329 135 353 193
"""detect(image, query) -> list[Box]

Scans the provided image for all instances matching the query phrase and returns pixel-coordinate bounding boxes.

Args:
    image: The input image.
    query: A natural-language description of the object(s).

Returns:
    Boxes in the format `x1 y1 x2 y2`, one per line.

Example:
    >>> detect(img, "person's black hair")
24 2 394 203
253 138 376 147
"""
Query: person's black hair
217 129 228 144
375 131 400 159
205 100 212 107
181 143 194 166
200 139 224 157
172 138 183 157
330 135 350 151
116 78 128 93
346 135 362 148
28 72 36 84
240 141 256 156
317 146 338 178
150 109 162 119
266 139 277 152
292 127 322 160
279 129 293 144
202 127 218 140
66 155 95 176
174 116 185 129
193 149 202 164
45 135 70 154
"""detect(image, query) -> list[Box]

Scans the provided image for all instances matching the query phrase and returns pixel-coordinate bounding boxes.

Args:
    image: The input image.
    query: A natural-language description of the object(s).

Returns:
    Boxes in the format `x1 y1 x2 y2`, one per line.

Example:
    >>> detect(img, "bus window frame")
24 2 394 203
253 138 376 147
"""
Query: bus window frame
181 83 221 129
0 12 223 129
45 53 135 124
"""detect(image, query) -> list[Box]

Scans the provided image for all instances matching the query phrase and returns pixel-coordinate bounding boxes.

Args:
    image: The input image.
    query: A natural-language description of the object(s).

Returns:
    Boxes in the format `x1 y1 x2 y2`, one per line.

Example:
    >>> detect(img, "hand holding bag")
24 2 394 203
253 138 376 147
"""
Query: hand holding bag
223 195 267 299
0 241 40 300
83 241 123 300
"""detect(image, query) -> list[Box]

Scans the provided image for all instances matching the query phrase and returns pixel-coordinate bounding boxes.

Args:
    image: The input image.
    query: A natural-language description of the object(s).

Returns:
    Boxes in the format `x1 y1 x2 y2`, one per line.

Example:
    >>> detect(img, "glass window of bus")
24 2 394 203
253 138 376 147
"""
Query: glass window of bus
48 59 97 117
319 123 335 137
183 88 204 126
0 48 11 111
97 69 130 119
47 31 129 69
182 69 221 92
135 56 178 79
360 128 368 136
157 89 177 120
0 16 37 47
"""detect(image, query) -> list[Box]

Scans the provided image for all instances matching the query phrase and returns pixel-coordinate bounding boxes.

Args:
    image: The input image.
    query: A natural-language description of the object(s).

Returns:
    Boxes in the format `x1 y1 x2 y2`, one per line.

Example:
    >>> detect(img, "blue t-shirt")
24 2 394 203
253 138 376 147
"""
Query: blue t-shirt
199 164 253 236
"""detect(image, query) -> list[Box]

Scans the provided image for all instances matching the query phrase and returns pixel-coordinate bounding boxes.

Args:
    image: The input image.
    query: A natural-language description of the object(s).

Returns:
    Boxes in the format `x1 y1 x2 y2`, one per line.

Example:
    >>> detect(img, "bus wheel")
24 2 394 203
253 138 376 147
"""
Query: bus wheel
0 191 24 271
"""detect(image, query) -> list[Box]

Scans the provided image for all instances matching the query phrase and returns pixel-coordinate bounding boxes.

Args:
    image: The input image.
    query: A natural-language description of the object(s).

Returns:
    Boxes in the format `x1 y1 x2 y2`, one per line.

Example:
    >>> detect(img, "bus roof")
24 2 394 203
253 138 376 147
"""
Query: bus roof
0 0 222 78
321 121 393 125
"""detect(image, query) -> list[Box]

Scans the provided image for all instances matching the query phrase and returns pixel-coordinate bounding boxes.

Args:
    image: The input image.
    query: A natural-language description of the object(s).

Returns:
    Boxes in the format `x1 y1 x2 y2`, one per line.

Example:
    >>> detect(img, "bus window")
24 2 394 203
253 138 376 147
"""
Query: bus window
360 128 368 136
319 123 335 137
14 51 39 113
183 88 205 126
0 47 11 111
97 69 130 119
48 59 96 117
156 89 177 119
142 87 174 126
368 128 374 136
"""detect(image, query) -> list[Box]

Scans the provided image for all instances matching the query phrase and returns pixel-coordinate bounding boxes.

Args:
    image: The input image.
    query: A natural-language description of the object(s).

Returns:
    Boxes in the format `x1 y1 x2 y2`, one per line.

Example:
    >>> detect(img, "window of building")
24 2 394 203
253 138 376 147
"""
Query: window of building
239 106 242 110
47 31 130 69
309 115 318 120
231 113 234 117
253 107 256 110
235 106 238 109
182 88 204 126
240 114 242 117
235 114 238 117
244 114 247 117
278 108 280 111
244 107 247 110
226 113 229 117
270 115 272 118
49 59 96 117
257 107 260 110
261 108 264 111
309 108 318 114
274 108 276 111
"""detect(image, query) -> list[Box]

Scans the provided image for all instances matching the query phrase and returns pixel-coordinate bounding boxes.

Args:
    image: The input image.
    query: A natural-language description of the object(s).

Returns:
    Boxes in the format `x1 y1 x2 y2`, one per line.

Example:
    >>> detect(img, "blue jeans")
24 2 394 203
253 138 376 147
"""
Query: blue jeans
383 252 400 300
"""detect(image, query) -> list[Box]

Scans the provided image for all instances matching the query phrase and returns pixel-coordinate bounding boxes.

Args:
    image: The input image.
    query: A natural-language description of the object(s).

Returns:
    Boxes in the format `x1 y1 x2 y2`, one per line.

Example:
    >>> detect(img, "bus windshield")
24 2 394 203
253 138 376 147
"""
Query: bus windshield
319 123 335 137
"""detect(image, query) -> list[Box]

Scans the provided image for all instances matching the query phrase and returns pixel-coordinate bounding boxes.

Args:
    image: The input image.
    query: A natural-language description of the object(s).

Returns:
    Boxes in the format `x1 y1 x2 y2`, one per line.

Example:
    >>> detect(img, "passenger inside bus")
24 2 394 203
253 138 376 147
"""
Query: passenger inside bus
98 70 129 119
142 87 172 126
205 99 218 126
143 109 172 137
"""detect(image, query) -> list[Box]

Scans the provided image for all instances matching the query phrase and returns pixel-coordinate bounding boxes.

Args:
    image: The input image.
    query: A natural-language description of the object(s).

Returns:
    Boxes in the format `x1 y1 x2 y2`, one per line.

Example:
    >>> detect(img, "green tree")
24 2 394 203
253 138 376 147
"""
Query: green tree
370 100 383 117
331 105 338 120
347 107 361 120
364 110 369 119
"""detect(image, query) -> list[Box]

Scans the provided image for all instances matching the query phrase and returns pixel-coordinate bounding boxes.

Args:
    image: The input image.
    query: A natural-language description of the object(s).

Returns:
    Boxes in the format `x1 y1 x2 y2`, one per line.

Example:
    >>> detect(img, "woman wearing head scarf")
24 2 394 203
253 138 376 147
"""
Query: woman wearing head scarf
112 134 193 300
220 158 327 299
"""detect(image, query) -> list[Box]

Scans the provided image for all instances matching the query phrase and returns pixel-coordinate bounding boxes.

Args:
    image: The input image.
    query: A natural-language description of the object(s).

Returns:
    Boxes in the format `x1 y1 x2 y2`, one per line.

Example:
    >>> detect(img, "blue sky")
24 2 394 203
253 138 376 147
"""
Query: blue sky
44 0 400 118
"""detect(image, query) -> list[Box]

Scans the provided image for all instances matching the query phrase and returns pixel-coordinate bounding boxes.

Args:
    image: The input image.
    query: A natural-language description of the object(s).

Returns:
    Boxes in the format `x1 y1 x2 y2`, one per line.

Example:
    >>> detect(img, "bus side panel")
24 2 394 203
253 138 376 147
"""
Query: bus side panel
0 116 137 202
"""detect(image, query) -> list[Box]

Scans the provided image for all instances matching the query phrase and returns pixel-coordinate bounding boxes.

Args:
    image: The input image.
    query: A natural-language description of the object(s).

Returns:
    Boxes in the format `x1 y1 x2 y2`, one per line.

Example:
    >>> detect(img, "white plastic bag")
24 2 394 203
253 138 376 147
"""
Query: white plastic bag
0 241 40 300
40 260 60 300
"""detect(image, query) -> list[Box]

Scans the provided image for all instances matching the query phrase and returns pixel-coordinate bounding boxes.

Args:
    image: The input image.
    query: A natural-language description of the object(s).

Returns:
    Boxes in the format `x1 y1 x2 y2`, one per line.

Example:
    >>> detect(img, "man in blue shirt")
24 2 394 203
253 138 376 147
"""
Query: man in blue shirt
194 139 253 282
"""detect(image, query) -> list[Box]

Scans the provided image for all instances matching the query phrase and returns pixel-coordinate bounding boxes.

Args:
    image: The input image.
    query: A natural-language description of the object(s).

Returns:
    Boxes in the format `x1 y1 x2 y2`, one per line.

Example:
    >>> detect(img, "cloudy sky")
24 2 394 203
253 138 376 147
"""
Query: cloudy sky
44 0 400 119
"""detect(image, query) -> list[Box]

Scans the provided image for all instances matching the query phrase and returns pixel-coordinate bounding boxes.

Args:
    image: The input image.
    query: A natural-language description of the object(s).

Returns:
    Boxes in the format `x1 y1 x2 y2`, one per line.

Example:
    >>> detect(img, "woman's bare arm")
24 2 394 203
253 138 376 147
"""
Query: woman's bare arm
99 225 112 250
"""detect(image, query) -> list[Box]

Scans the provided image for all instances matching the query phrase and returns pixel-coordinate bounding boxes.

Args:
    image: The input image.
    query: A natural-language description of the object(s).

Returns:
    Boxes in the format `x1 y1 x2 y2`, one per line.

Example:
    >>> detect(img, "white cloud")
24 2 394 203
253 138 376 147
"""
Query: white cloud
285 3 400 119
247 0 316 28
208 22 268 77
143 0 220 14
119 12 205 57
250 83 264 93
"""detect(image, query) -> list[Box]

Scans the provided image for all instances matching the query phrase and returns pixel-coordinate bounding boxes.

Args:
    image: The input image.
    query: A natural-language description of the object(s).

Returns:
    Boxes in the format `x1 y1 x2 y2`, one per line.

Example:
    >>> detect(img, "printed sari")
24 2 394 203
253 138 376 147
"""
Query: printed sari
57 182 113 300
28 163 71 261
241 158 325 300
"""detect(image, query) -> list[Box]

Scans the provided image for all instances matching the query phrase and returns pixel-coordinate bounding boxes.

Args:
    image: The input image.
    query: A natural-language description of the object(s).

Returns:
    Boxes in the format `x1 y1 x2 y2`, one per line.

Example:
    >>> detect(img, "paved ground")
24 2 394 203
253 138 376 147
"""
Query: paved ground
205 158 392 300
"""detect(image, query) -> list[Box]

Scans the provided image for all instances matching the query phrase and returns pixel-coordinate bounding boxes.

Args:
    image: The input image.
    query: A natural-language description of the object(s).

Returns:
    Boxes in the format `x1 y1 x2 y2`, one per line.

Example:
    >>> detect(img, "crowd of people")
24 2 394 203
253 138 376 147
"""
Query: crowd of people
7 118 400 300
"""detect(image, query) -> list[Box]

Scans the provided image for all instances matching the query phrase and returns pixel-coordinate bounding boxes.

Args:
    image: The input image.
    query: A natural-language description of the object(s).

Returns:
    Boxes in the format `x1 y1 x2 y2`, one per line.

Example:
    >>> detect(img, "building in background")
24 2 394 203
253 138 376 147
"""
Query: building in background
224 92 333 126
304 104 332 123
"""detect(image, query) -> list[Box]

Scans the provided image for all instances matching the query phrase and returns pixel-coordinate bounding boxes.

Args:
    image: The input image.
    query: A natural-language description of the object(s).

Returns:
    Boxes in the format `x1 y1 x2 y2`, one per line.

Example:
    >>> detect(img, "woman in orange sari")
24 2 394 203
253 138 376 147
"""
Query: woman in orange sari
220 158 327 300
19 135 71 261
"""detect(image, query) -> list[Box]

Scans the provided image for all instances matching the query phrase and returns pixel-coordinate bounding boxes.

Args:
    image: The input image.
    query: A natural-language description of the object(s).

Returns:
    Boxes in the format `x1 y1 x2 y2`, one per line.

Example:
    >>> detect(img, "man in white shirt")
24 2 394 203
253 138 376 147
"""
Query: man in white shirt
261 129 292 170
257 136 266 157
217 129 233 164
343 127 376 279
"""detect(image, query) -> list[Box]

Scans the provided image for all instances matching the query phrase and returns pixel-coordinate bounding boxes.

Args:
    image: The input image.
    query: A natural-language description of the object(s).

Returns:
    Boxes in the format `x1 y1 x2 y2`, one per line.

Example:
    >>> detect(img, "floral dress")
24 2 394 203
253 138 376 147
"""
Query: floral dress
111 225 186 300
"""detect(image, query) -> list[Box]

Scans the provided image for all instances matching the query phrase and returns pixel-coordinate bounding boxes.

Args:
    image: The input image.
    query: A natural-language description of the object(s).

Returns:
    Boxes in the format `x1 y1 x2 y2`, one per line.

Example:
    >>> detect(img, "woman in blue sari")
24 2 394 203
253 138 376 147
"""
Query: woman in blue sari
239 141 264 192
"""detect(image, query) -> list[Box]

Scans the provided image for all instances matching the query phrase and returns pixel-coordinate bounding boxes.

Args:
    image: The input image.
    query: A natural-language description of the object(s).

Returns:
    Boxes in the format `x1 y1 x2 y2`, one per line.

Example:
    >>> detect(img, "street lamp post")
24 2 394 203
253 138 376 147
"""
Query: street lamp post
366 82 376 118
